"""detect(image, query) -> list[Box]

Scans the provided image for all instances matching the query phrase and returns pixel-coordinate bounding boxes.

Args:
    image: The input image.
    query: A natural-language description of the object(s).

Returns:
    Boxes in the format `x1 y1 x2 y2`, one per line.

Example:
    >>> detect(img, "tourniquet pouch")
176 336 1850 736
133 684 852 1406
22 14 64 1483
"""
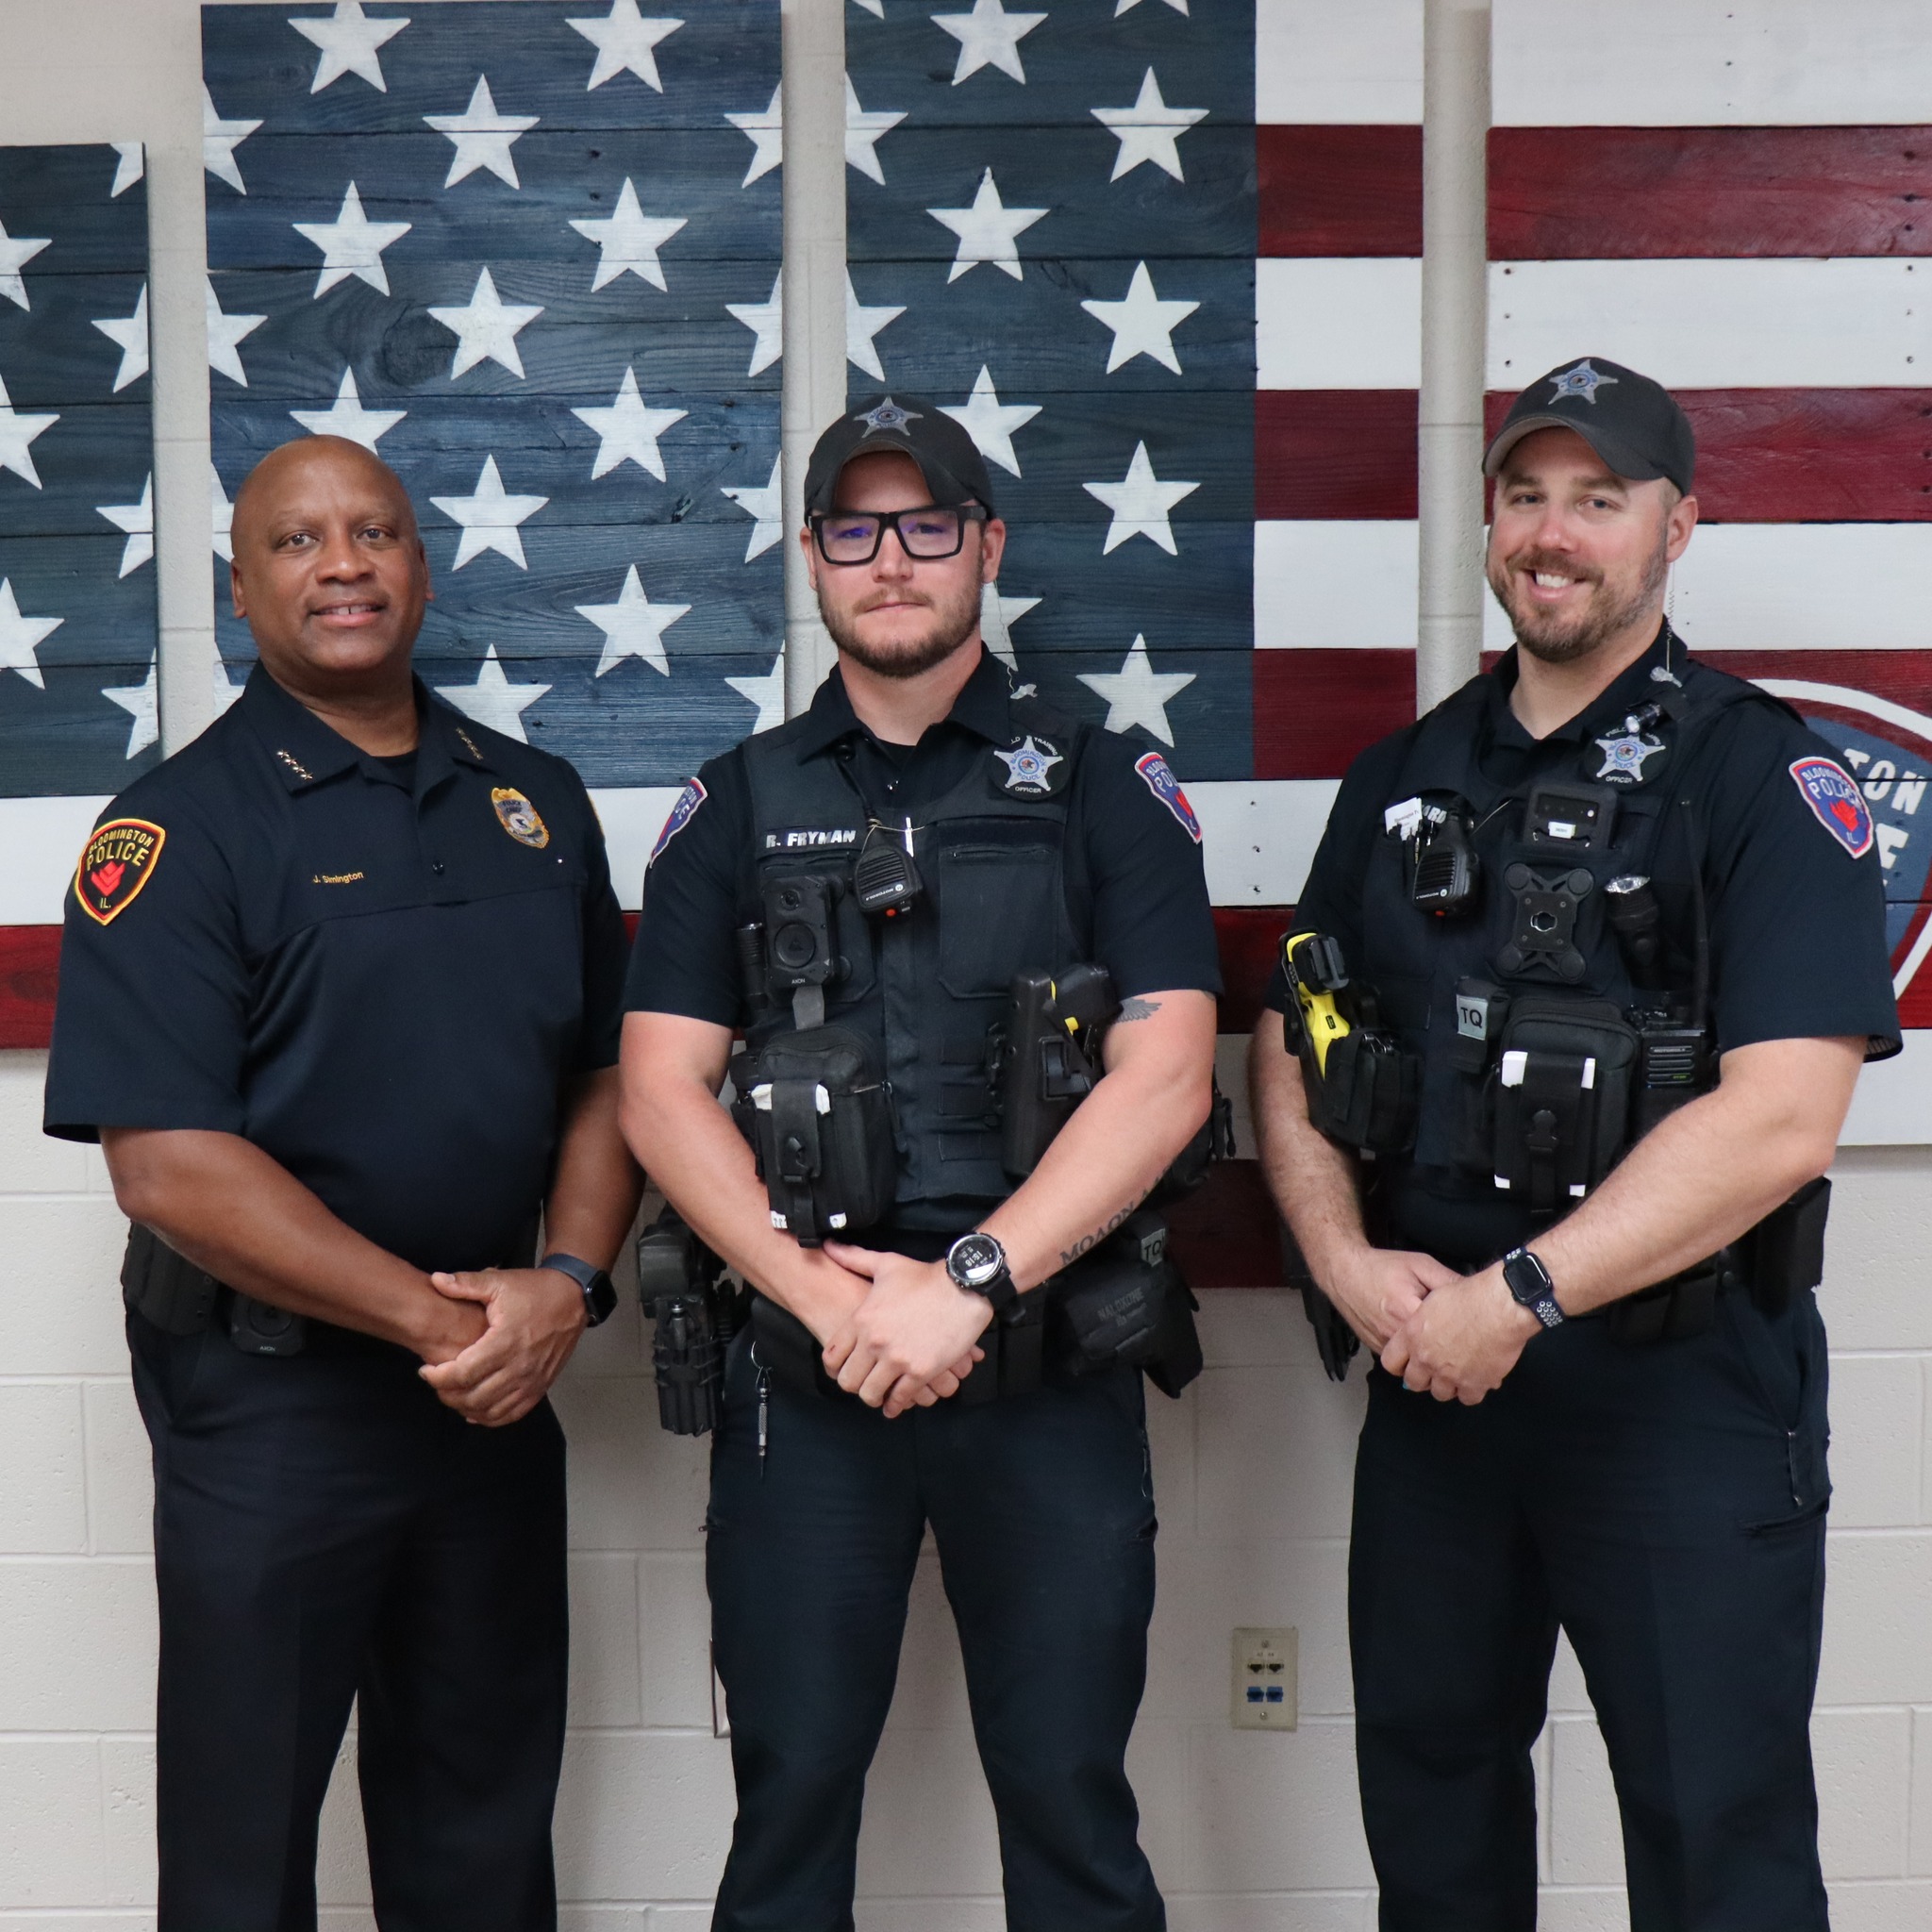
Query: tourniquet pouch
1053 1219 1203 1397
1313 1028 1420 1156
732 1024 897 1245
1488 997 1637 1217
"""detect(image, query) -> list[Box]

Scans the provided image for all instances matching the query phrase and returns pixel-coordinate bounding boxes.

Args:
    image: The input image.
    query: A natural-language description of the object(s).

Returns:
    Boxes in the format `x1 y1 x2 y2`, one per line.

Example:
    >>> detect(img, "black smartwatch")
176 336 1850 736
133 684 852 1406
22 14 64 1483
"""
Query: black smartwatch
1501 1247 1565 1332
541 1251 617 1327
945 1230 1019 1317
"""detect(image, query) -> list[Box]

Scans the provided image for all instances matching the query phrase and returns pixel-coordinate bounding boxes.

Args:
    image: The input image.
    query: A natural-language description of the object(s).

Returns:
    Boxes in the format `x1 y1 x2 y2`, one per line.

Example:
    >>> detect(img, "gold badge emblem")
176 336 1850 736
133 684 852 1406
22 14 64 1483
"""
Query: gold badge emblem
491 787 550 849
74 818 166 925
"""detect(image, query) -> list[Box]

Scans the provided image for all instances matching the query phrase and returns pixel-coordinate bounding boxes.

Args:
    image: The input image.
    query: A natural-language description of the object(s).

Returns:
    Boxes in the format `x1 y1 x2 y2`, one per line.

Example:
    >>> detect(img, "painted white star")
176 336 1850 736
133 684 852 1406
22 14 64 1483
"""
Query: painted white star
1080 260 1198 375
290 367 406 451
979 584 1040 667
430 455 548 571
1077 636 1194 745
571 365 687 480
425 75 538 190
570 178 687 291
0 219 52 311
846 272 905 382
569 0 682 91
941 365 1039 476
427 266 543 379
845 75 907 183
998 591 1040 631
109 143 144 196
294 182 411 297
851 0 884 14
726 83 783 186
1116 0 1187 11
290 2 409 92
212 657 247 716
721 451 783 560
206 276 266 386
927 169 1047 282
96 474 154 577
435 644 549 742
210 463 235 563
1092 69 1207 182
726 654 786 733
575 563 689 676
1083 441 1198 554
0 375 58 490
0 579 61 687
725 273 782 377
103 655 160 758
92 283 149 392
202 86 261 194
931 0 1045 84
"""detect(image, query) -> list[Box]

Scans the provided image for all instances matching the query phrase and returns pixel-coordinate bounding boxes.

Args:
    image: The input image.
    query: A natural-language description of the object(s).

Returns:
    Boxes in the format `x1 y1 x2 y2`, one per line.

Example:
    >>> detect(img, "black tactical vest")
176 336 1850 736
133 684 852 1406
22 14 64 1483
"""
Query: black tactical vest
737 701 1092 1228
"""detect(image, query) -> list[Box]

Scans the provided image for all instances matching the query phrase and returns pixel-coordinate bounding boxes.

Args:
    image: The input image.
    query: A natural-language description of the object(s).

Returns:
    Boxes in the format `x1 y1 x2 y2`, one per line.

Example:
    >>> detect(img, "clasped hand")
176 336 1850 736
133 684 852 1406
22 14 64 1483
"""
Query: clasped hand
417 1265 587 1427
1376 1262 1541 1406
820 1242 991 1419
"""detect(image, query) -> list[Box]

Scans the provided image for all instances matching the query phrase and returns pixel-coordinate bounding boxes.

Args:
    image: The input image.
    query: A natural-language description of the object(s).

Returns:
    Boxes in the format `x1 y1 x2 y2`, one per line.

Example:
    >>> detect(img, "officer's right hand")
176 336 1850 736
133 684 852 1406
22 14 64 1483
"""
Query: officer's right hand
1319 1247 1463 1355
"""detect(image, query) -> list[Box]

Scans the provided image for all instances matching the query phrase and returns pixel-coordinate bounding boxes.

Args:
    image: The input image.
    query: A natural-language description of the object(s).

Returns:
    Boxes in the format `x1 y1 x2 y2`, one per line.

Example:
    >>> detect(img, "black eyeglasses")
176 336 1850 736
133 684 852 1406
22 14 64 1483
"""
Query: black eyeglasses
809 504 990 566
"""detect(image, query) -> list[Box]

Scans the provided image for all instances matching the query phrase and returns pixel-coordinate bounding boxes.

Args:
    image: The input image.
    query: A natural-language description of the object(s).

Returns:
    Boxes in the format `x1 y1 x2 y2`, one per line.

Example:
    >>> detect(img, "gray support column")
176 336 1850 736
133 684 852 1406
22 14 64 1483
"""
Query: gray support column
779 0 847 718
1415 0 1491 713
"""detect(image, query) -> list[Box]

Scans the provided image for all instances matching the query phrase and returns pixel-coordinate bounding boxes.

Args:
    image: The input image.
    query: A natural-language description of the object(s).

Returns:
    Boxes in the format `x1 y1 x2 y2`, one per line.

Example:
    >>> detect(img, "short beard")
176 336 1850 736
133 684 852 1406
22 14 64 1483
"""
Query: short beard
1489 523 1671 666
819 575 983 680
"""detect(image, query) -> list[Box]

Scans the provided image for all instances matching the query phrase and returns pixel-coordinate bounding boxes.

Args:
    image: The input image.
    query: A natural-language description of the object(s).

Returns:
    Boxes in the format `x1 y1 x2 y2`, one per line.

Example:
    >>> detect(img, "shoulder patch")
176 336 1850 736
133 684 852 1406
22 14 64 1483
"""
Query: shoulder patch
649 778 707 866
1789 756 1874 859
75 818 166 925
1134 751 1201 843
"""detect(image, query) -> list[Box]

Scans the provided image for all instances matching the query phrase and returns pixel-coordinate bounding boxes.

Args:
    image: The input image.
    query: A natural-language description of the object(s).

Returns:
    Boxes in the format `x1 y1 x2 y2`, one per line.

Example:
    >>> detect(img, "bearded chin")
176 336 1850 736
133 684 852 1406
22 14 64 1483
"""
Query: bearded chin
820 580 983 680
1491 533 1670 668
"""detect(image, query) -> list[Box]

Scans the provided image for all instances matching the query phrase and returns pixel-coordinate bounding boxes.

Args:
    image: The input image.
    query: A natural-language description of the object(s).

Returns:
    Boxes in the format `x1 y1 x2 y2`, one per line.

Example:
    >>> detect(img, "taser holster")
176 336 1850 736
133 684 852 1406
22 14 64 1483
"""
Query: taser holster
1280 931 1420 1157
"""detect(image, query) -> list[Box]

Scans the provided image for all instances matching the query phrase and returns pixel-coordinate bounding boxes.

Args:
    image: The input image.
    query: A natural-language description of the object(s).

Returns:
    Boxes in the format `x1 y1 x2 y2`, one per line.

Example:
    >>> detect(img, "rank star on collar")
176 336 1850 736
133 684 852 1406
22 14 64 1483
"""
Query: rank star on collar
1550 358 1617 406
995 734 1062 794
1594 726 1664 784
855 396 921 435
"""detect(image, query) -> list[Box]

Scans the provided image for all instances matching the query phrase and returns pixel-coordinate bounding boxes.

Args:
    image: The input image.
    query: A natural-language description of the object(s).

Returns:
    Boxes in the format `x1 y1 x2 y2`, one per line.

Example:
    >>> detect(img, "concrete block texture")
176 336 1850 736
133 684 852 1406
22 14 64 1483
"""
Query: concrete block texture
0 1559 156 1731
0 1052 92 1194
1819 1532 1932 1704
1820 1150 1932 1351
0 1198 133 1376
1827 1354 1926 1527
0 1381 88 1552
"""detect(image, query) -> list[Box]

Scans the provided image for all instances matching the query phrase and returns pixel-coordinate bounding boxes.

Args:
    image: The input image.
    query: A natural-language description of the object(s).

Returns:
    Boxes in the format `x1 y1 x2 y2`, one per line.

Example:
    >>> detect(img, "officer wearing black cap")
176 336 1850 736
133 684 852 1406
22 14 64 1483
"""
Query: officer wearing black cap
42 437 641 1929
1251 358 1898 1929
622 396 1222 1929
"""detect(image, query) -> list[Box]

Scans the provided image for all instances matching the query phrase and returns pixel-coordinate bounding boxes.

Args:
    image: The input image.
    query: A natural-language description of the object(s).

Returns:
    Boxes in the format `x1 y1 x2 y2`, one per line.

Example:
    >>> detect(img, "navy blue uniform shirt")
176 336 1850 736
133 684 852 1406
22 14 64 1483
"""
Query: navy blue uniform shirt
625 648 1223 1027
44 664 627 1274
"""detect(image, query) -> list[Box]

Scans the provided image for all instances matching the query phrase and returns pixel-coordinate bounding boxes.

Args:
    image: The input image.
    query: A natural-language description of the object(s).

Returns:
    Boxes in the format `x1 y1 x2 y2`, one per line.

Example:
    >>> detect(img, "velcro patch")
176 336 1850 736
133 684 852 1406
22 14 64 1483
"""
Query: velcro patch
1789 756 1874 859
1135 751 1201 843
762 825 860 852
649 779 708 866
75 817 166 925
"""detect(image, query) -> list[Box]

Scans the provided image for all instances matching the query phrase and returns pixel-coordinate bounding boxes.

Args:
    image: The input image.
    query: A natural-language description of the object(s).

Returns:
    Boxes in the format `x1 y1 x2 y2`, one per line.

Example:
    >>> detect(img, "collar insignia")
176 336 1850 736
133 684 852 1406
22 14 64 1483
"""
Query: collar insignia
994 734 1064 797
1549 358 1617 406
854 396 921 436
491 787 550 849
1593 724 1666 785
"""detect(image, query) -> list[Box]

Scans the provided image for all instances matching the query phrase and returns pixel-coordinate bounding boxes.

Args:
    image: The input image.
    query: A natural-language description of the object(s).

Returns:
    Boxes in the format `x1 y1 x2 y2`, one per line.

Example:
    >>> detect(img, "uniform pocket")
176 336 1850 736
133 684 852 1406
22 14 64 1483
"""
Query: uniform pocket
935 842 1061 998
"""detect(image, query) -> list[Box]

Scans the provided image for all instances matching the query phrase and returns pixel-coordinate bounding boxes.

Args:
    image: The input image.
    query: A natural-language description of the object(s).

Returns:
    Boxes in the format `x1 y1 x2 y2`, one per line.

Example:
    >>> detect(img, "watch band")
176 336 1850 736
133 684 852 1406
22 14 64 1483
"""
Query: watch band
541 1251 617 1327
1502 1246 1565 1332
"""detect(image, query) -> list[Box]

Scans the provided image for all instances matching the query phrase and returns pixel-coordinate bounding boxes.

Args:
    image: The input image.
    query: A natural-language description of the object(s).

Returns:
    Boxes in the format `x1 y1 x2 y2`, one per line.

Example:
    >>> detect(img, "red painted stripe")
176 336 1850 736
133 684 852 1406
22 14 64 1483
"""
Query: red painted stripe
1168 1158 1288 1290
1695 647 1932 719
0 924 59 1051
1483 389 1932 524
1257 390 1417 521
1258 124 1423 258
1254 647 1416 779
1490 125 1932 260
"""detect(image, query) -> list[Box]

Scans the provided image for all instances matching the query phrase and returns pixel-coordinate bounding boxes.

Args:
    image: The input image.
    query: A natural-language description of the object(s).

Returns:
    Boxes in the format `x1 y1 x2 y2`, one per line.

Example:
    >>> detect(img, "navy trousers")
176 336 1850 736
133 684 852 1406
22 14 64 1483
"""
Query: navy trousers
1350 1287 1832 1932
706 1329 1165 1932
128 1308 569 1932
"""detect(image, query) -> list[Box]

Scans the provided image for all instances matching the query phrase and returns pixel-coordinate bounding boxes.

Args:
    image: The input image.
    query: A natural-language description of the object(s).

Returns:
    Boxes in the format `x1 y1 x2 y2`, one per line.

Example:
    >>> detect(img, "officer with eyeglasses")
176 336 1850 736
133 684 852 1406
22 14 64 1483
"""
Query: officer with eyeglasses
620 396 1222 1930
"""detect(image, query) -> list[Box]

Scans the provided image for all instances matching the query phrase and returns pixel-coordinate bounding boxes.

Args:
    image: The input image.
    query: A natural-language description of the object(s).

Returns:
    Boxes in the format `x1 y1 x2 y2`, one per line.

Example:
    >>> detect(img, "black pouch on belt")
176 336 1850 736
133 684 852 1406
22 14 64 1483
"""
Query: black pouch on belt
121 1222 221 1334
1742 1174 1832 1318
1052 1211 1202 1397
1488 998 1638 1218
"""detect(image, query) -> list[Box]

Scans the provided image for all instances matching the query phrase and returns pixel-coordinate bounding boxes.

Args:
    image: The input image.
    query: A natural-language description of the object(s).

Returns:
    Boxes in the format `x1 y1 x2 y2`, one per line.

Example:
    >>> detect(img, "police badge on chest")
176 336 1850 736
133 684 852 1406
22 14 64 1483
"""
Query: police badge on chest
991 734 1067 798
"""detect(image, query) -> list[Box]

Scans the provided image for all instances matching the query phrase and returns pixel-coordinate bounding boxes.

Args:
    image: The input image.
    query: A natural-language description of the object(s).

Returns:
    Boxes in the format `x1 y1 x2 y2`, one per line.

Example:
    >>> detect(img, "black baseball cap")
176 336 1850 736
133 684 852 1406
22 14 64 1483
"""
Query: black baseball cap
804 394 996 518
1483 356 1695 496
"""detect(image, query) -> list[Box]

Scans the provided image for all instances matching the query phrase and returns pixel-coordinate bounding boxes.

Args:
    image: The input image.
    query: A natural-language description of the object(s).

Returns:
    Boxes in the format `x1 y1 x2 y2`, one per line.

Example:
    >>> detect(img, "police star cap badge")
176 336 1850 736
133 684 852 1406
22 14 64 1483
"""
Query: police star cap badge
993 734 1066 797
1483 355 1696 496
804 391 997 518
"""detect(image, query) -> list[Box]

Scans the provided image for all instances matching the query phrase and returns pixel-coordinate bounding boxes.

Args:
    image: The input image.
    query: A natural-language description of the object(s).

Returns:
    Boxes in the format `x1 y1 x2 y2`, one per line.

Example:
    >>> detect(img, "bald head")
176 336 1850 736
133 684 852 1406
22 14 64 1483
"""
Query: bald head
232 435 418 553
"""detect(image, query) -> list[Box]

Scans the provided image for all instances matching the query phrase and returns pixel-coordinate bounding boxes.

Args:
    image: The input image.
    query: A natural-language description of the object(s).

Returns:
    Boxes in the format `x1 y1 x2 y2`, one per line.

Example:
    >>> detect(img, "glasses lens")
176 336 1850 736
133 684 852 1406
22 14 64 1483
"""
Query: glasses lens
819 515 882 563
898 508 963 558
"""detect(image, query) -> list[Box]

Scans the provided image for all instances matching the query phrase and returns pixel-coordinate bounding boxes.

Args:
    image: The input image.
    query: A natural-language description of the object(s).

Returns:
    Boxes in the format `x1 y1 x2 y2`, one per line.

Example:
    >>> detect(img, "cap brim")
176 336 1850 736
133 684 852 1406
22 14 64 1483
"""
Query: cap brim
1482 412 1671 485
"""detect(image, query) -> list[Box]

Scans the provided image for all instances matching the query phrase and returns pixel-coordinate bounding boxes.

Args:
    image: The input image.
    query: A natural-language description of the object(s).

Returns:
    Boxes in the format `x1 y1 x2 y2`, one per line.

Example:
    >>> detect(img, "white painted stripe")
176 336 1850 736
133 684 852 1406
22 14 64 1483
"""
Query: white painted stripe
1489 258 1932 392
1258 258 1422 391
1483 524 1932 655
1494 0 1932 128
588 785 684 913
0 796 109 925
1256 522 1418 650
1841 1030 1932 1145
1256 0 1422 125
1751 681 1932 745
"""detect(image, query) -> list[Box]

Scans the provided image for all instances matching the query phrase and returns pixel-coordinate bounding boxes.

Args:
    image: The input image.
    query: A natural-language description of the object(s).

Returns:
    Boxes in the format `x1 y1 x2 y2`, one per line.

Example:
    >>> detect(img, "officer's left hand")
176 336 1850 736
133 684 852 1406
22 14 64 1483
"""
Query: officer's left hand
418 1266 588 1426
820 1244 992 1419
1378 1266 1541 1405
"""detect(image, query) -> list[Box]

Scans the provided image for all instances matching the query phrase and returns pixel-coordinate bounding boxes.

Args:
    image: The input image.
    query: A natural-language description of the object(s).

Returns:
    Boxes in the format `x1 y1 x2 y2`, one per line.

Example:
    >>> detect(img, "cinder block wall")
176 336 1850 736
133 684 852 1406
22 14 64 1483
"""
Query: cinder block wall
5 1048 1931 1927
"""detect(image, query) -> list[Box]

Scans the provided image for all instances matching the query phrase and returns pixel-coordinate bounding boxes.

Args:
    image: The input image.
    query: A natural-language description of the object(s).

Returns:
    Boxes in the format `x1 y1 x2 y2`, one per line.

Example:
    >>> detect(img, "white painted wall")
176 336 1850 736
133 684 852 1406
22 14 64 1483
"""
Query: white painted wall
2 2 1929 1924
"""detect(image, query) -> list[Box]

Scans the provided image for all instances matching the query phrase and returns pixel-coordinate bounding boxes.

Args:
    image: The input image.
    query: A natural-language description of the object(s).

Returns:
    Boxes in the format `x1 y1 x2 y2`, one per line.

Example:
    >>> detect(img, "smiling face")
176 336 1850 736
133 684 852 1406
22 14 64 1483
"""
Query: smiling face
1485 426 1696 665
801 449 1005 681
229 437 431 694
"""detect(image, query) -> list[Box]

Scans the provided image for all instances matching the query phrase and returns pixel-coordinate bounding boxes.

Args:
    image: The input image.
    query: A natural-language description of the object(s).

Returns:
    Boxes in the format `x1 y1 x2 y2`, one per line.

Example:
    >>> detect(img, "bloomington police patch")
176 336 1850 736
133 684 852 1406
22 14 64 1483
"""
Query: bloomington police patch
1135 751 1202 843
1790 755 1875 858
74 817 166 925
649 778 707 866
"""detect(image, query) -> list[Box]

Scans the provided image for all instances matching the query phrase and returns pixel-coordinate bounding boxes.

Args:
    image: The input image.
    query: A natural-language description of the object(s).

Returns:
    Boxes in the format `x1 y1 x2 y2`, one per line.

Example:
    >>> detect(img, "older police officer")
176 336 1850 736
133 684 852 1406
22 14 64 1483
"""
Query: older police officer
1251 360 1900 1928
44 437 641 1930
623 398 1221 1929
